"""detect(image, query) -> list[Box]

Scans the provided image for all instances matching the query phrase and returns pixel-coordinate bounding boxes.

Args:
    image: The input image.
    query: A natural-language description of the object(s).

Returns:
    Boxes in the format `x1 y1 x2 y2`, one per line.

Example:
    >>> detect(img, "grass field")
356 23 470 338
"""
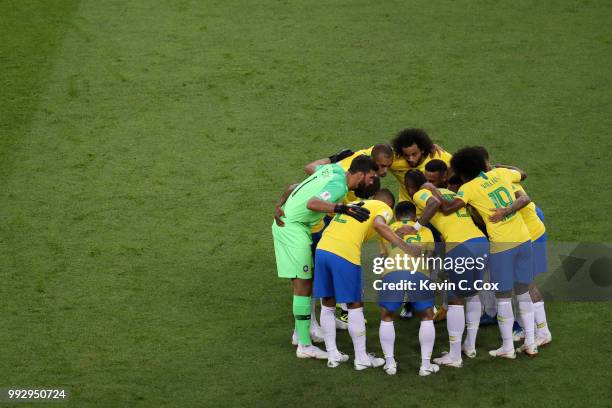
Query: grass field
1 1 611 406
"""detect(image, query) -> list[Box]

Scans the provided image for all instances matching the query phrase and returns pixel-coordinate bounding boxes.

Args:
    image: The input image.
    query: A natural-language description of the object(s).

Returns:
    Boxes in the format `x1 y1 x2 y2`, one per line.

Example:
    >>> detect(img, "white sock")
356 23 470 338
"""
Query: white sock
348 308 368 361
379 320 395 364
496 299 514 352
464 295 481 351
446 305 464 360
419 320 435 368
310 298 319 327
516 292 535 346
481 290 497 316
513 297 524 329
533 301 551 338
320 305 337 355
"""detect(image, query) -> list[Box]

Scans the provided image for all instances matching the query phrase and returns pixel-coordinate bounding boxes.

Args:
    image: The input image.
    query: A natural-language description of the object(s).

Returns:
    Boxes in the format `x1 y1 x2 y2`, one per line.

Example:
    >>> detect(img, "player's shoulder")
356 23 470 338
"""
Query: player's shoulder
413 188 431 203
364 199 393 220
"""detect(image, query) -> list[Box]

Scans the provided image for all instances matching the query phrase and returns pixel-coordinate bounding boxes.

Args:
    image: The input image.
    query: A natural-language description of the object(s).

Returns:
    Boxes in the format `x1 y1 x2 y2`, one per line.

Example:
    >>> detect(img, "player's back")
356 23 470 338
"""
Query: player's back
317 199 392 265
457 168 530 249
512 182 546 241
384 219 434 275
281 164 347 228
413 187 484 245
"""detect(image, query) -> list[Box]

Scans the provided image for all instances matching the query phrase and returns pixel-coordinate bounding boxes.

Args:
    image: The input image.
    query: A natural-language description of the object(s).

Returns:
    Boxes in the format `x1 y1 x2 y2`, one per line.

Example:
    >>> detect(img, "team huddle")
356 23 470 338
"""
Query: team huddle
271 128 552 376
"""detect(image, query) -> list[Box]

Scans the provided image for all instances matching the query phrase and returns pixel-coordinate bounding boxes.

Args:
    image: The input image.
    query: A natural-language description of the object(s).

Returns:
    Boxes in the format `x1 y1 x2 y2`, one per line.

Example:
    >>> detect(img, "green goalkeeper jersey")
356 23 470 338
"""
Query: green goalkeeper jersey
272 164 347 246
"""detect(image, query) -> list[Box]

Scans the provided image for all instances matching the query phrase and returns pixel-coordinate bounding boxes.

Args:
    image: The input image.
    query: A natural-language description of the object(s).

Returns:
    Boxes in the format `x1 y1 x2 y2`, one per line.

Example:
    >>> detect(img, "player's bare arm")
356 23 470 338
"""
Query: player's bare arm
304 158 330 175
306 198 371 222
304 149 355 175
274 183 299 226
373 216 421 257
489 189 531 223
395 196 440 236
422 182 466 215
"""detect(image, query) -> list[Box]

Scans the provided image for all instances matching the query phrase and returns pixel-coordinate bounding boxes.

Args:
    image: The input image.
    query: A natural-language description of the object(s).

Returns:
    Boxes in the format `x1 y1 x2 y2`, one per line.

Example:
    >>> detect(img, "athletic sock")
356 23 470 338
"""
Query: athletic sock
293 295 312 346
496 299 514 352
517 292 535 346
379 320 395 364
447 305 464 360
419 320 435 368
464 295 481 351
320 305 337 355
533 301 551 338
348 308 368 362
310 298 319 328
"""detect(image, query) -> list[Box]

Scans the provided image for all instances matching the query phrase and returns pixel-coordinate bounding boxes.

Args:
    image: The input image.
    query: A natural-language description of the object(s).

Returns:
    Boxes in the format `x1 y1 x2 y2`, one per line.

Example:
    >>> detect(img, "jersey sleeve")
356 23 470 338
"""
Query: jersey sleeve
373 203 393 224
413 189 432 209
456 184 471 204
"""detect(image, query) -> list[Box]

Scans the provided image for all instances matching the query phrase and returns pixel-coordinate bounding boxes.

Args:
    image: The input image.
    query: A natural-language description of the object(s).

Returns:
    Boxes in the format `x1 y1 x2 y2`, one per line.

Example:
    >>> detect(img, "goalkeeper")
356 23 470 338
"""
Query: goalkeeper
272 155 379 359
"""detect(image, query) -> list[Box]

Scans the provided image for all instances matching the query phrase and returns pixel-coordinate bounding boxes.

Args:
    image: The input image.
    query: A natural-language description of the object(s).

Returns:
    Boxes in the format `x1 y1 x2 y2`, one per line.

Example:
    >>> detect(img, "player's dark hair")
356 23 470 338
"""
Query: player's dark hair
371 143 393 159
424 159 448 173
448 174 463 187
450 147 488 181
473 146 490 161
404 169 426 190
354 175 381 199
348 154 379 174
374 188 395 208
391 128 434 156
394 201 416 219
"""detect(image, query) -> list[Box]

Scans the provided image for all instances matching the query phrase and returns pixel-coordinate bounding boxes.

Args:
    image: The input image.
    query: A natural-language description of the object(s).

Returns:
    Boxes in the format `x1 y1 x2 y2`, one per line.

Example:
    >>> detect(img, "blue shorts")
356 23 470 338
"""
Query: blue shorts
535 206 545 223
446 237 489 298
489 240 533 292
532 232 548 276
377 271 434 313
313 249 362 303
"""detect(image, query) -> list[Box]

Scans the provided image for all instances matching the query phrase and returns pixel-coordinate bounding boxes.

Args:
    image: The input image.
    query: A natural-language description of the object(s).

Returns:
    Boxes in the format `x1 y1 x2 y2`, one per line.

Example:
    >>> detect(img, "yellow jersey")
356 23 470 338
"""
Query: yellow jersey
512 182 546 241
456 168 530 252
391 149 452 202
412 187 485 248
382 219 434 276
317 199 393 265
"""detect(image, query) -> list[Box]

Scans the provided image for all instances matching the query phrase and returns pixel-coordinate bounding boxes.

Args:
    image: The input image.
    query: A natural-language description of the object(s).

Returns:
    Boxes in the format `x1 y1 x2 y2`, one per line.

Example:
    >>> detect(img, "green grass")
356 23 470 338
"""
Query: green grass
1 0 611 406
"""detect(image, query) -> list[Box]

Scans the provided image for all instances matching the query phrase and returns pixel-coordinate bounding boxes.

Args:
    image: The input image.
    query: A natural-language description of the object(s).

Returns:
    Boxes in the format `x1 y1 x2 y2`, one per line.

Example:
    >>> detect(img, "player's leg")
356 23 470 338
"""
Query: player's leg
488 246 517 359
377 271 408 375
292 277 327 359
514 241 538 356
331 254 383 371
417 306 439 376
462 238 487 356
531 233 552 346
379 307 397 375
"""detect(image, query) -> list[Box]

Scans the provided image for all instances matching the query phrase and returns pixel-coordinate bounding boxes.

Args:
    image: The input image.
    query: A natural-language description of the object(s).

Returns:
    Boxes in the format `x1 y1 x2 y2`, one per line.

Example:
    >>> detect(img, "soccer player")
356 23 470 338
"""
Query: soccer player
272 155 378 359
314 189 421 370
390 128 452 202
475 146 552 346
421 147 538 358
377 201 439 376
404 169 488 366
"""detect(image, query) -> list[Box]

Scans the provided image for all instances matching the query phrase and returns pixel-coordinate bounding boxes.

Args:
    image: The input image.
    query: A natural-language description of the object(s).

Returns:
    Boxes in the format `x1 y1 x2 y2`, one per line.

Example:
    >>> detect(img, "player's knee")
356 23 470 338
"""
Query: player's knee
380 307 394 321
321 297 336 308
347 301 363 309
514 283 529 295
495 290 512 299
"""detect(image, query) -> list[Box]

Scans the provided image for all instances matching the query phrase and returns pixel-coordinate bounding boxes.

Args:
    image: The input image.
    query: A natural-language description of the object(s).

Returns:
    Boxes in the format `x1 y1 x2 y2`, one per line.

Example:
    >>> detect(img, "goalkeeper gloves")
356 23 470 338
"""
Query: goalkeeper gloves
329 149 354 163
334 202 370 222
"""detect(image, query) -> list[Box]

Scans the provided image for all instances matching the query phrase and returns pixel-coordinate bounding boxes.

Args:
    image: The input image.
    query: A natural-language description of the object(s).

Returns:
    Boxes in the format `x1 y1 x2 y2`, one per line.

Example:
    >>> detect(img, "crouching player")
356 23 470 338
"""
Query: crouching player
272 156 378 359
377 201 438 376
314 189 421 370
403 168 489 366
